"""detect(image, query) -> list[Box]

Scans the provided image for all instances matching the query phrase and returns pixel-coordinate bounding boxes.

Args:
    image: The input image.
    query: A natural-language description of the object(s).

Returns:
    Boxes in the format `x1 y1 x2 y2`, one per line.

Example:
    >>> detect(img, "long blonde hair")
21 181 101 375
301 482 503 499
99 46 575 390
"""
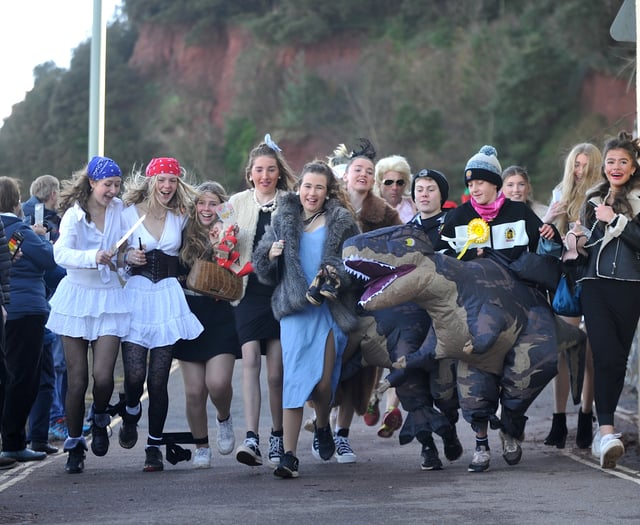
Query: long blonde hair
122 167 196 215
179 181 228 267
556 143 602 234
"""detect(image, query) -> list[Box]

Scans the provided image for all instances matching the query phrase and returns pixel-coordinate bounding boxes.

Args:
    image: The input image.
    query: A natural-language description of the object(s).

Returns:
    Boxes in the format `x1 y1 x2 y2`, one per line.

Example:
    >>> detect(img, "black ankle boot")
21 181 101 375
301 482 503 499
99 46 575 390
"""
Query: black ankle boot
576 410 594 449
543 413 567 448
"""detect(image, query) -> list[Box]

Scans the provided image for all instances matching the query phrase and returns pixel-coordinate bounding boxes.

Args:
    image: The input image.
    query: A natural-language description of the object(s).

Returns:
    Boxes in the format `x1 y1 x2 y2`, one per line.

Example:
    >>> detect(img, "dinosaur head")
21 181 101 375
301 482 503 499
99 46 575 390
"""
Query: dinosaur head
343 225 435 310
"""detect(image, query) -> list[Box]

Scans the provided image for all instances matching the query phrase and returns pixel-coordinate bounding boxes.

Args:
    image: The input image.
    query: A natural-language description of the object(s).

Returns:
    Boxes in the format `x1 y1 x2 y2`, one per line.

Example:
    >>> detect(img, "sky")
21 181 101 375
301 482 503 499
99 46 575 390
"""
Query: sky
0 0 122 124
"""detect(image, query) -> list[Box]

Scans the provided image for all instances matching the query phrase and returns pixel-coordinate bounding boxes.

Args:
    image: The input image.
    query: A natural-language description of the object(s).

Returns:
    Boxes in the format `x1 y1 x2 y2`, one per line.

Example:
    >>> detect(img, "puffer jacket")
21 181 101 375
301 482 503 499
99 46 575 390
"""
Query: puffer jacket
1 214 57 319
252 192 361 333
0 220 11 305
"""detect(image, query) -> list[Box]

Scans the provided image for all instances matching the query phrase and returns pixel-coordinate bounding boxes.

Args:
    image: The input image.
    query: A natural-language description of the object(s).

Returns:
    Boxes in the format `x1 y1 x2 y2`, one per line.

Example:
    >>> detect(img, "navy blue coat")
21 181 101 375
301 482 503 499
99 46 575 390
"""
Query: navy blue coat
0 215 56 320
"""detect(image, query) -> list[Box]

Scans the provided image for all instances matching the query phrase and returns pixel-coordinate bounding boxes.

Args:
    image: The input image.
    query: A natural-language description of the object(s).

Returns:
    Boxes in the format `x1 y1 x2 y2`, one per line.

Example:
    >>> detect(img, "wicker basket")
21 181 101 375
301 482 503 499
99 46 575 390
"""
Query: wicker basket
186 258 243 301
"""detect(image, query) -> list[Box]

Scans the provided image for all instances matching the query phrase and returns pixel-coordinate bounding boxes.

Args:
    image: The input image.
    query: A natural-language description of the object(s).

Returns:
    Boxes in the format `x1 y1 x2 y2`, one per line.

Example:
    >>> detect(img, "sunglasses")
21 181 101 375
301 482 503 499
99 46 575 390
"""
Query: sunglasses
383 179 406 187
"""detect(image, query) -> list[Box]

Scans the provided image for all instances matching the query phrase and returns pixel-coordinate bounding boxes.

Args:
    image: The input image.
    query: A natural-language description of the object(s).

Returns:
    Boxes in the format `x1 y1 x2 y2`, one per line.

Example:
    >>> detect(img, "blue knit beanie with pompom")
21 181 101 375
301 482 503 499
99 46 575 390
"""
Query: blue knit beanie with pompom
464 145 502 190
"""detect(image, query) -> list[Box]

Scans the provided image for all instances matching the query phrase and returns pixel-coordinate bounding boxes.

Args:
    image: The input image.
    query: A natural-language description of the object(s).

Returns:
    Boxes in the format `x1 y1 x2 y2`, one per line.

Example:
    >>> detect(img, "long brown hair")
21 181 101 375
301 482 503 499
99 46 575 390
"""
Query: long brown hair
244 140 297 191
297 160 356 216
179 181 229 267
584 131 640 223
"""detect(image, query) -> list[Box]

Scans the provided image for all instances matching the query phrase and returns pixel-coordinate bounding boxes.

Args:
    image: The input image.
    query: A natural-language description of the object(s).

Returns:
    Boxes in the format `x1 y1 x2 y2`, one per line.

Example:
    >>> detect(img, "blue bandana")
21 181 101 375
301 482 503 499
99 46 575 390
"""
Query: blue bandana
87 156 122 180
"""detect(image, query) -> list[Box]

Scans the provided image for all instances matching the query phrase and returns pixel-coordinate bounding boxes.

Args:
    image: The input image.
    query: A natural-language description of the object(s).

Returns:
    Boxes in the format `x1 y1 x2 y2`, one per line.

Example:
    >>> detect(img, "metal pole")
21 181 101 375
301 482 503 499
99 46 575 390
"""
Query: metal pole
635 0 640 433
88 0 106 160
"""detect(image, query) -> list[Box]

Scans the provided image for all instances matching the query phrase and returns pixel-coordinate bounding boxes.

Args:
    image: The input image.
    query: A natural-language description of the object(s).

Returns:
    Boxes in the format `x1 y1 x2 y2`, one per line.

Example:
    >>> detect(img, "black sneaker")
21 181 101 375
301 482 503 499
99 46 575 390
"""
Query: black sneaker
268 433 284 467
442 426 463 461
119 408 141 449
274 451 299 478
312 423 335 461
65 443 87 474
235 435 262 467
90 423 110 457
421 439 443 471
143 446 164 472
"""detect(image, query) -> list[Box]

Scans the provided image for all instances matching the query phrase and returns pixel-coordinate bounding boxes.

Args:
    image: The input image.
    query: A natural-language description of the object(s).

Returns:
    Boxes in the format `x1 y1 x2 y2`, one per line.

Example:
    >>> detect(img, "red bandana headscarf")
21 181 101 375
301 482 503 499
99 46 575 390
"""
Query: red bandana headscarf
145 157 181 177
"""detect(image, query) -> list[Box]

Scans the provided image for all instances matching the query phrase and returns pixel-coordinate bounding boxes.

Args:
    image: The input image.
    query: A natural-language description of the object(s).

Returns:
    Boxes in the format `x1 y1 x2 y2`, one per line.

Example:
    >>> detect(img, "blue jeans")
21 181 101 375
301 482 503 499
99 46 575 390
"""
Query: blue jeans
49 333 66 422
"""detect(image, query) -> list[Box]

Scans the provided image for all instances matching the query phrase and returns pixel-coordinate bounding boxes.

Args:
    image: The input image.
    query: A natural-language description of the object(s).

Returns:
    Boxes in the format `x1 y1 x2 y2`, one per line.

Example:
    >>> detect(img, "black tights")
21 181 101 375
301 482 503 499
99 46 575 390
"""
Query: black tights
121 342 173 438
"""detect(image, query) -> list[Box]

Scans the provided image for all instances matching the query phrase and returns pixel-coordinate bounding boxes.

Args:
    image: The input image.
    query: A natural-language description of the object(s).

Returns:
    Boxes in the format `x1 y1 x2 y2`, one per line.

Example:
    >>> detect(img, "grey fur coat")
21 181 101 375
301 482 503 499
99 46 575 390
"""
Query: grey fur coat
253 191 361 333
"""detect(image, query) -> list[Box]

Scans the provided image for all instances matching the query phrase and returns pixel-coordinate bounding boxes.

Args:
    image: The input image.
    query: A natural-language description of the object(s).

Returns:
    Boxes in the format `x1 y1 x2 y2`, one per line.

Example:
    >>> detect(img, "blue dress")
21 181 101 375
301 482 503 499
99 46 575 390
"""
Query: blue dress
280 226 347 409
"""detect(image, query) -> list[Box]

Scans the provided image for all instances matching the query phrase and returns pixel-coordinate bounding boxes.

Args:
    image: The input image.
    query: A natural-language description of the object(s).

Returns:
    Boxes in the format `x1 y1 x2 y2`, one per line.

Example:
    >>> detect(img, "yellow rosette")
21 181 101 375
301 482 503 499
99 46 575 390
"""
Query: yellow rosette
457 218 490 259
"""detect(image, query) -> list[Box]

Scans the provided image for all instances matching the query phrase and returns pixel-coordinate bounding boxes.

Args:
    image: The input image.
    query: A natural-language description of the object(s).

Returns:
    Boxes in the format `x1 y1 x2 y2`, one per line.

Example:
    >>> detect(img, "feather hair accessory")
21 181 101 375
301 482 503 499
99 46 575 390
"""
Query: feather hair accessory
264 133 282 153
327 143 351 167
350 138 376 161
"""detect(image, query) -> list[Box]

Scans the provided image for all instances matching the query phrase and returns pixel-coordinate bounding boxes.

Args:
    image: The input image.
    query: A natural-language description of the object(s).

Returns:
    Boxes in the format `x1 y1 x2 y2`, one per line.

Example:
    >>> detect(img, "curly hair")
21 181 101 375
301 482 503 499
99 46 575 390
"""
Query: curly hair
584 131 640 222
58 165 94 220
374 155 412 197
244 140 297 191
122 165 196 215
179 181 229 267
298 160 356 216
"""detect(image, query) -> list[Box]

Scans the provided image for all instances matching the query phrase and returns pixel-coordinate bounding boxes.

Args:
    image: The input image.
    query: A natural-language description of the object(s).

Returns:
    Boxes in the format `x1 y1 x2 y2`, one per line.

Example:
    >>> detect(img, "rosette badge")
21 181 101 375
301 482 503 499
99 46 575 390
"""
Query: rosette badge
457 218 490 259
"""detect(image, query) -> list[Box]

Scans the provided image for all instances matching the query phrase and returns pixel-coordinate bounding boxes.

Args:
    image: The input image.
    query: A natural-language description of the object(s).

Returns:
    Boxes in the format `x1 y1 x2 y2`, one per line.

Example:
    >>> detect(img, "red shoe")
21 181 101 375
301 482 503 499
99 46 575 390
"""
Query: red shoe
377 407 403 438
363 400 380 426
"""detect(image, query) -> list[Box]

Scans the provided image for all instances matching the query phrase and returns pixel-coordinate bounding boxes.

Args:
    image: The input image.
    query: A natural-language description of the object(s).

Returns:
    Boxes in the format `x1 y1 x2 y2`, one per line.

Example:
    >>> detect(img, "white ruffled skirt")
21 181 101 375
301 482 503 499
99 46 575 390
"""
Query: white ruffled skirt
46 269 130 340
122 275 203 348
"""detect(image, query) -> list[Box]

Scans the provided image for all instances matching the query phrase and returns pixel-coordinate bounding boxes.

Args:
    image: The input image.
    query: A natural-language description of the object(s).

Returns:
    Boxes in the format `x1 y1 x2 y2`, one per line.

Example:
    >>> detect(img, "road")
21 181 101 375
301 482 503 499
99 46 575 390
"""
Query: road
1 359 639 525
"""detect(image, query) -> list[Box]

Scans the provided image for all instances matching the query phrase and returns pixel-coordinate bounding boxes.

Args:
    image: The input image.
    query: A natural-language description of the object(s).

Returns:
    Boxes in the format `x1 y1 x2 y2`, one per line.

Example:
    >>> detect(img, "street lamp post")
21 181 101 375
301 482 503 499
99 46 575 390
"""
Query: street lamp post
88 0 106 160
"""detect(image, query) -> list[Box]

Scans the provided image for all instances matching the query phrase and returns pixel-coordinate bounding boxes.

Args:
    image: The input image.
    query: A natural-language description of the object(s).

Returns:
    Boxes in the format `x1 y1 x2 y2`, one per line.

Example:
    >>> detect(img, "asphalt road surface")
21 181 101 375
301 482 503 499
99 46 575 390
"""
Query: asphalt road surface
1 359 639 525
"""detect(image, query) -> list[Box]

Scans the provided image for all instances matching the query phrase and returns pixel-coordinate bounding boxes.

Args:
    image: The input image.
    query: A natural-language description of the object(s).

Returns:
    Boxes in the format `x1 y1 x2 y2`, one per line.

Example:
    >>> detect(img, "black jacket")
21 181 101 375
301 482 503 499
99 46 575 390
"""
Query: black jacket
580 192 640 282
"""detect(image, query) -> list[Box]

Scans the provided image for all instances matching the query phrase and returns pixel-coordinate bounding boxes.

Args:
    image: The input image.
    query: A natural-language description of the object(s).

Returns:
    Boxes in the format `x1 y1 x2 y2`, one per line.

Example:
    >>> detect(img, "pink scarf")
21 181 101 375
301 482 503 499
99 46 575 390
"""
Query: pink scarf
470 192 506 222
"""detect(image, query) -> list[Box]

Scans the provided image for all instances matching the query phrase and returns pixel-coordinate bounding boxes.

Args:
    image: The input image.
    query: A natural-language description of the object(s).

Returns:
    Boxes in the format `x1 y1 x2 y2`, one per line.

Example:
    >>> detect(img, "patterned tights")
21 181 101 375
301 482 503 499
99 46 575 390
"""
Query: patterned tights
121 342 173 438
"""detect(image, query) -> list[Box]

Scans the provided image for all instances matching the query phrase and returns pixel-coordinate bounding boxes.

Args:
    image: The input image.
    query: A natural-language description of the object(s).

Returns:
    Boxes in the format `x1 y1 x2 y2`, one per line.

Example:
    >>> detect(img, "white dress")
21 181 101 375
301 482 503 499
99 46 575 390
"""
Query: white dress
121 204 203 348
46 198 130 340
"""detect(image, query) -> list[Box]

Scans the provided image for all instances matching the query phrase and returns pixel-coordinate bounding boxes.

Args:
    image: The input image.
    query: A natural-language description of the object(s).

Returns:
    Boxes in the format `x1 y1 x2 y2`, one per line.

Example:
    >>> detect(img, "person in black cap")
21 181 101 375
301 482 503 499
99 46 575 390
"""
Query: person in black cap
409 168 451 247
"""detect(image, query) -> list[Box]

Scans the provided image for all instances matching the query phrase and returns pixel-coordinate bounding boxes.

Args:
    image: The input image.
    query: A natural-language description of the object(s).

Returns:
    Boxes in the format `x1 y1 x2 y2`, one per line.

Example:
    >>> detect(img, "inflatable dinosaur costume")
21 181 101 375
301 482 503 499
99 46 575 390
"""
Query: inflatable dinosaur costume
343 225 586 443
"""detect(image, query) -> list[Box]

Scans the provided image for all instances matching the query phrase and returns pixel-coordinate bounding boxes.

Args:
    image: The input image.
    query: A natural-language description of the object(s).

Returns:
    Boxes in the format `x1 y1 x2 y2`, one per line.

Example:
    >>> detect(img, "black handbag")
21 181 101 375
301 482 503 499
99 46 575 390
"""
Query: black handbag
487 249 562 292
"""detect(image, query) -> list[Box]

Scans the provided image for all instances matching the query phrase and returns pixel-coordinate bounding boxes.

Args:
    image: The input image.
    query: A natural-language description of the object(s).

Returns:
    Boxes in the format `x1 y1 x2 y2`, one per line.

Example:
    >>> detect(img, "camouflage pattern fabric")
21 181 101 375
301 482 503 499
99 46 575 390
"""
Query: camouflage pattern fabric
343 225 586 439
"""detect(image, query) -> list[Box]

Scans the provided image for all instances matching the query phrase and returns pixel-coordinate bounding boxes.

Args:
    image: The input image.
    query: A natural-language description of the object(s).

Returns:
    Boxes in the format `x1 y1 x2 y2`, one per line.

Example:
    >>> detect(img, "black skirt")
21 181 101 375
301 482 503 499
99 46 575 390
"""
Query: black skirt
233 276 280 352
173 294 241 362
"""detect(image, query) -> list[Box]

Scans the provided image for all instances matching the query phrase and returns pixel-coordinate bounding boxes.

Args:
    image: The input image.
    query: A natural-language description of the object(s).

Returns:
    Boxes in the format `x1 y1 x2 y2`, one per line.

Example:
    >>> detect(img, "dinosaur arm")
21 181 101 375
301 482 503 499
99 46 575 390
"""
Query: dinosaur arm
394 328 438 372
468 302 508 354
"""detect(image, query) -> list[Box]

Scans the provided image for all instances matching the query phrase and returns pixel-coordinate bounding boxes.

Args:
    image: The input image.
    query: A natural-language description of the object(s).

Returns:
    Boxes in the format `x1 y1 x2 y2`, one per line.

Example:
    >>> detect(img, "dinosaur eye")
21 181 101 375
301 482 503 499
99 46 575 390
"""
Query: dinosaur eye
405 238 415 247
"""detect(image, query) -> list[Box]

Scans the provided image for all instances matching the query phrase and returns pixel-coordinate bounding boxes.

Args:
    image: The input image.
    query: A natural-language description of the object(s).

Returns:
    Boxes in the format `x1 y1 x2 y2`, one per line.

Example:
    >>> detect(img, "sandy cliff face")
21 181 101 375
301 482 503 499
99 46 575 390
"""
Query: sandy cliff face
129 23 636 166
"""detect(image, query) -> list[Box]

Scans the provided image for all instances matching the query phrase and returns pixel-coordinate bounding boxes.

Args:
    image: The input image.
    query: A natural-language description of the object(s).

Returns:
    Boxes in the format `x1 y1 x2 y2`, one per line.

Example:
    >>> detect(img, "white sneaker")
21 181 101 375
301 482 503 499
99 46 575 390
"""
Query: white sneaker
334 434 356 464
192 447 212 469
591 430 602 458
599 433 624 469
216 416 235 455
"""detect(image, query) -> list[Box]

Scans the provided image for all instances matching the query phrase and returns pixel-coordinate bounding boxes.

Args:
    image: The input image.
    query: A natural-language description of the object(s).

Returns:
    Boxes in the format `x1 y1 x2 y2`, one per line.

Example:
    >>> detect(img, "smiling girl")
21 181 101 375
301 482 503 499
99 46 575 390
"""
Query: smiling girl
579 131 640 470
118 157 203 472
173 182 241 469
46 156 129 473
229 135 297 469
253 160 359 478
